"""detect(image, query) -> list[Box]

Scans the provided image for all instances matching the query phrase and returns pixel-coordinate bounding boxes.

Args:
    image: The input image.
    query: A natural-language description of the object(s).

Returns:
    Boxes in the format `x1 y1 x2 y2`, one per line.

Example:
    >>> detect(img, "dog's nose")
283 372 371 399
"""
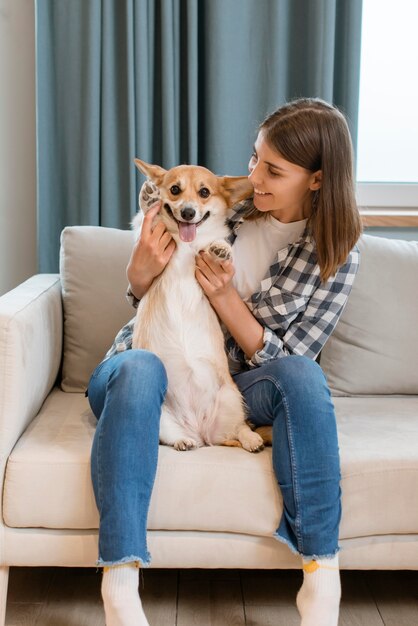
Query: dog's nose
180 207 196 221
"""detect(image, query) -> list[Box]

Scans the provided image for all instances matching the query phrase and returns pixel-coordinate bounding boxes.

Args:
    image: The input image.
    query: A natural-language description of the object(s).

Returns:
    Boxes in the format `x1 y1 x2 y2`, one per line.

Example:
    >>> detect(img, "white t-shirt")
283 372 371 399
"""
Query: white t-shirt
232 214 308 300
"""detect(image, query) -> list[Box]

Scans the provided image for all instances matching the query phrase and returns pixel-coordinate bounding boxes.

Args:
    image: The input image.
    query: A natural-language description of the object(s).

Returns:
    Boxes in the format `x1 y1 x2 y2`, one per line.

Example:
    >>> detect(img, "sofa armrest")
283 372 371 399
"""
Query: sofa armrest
0 274 62 464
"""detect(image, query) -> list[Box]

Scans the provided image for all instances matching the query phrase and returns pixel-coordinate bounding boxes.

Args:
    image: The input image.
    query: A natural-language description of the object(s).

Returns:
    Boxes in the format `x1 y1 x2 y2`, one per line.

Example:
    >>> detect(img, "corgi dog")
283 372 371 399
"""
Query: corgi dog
131 159 264 453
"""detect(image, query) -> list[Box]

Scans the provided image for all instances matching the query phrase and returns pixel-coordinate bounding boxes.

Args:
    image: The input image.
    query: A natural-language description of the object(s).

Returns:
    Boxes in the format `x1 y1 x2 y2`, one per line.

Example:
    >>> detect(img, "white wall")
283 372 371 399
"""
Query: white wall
0 0 37 297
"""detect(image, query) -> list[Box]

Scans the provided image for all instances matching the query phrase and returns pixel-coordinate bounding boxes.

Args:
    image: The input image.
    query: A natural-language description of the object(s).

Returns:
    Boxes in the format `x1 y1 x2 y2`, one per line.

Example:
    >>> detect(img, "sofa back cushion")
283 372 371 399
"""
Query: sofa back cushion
60 227 418 396
60 226 134 392
320 233 418 395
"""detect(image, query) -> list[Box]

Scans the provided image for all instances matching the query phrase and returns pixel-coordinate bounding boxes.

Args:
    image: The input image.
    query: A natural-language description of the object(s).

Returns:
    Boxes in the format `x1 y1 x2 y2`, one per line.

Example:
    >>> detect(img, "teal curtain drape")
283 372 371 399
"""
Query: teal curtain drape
36 0 363 272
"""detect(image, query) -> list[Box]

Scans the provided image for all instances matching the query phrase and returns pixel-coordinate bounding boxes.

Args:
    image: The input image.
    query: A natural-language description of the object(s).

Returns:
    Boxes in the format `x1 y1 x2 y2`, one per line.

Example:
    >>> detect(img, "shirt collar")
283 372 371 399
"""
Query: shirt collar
226 199 313 246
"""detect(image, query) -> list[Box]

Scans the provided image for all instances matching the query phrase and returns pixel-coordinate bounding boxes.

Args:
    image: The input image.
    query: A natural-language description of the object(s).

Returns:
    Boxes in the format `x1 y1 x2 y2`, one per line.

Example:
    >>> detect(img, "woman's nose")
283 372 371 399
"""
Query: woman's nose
248 165 261 186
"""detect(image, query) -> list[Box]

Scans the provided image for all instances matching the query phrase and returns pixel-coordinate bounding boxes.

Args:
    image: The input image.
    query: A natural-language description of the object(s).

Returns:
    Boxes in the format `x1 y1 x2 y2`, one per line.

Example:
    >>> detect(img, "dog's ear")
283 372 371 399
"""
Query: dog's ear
219 176 253 208
134 158 167 187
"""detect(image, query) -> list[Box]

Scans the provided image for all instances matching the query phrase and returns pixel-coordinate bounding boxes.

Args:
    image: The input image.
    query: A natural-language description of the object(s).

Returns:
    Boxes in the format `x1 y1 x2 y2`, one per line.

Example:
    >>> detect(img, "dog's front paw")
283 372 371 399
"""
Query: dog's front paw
139 179 161 213
239 430 265 453
174 438 198 451
207 241 232 263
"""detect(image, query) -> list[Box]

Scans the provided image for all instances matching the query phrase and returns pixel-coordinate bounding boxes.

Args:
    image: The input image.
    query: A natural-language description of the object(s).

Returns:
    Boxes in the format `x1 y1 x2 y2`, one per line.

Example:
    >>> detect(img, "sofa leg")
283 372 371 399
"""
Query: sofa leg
0 567 9 626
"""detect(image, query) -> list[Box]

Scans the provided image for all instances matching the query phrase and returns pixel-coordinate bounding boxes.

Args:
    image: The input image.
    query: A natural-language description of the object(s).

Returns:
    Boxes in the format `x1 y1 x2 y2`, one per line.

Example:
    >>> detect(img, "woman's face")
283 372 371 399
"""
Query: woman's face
248 131 321 223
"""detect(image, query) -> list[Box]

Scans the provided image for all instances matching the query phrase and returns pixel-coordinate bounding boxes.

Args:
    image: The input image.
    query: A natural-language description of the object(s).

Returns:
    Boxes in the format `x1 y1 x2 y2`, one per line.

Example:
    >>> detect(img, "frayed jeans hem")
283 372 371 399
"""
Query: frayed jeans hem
273 531 340 560
96 554 151 568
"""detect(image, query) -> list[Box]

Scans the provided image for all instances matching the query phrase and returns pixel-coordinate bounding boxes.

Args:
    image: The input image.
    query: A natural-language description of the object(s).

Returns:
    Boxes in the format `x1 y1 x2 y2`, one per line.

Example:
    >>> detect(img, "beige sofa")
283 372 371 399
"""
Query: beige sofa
1 227 417 624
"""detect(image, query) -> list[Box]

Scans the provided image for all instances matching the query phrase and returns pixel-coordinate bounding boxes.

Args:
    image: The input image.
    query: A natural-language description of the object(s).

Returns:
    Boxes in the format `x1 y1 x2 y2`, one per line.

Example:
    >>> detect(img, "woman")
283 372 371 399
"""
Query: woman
87 98 362 626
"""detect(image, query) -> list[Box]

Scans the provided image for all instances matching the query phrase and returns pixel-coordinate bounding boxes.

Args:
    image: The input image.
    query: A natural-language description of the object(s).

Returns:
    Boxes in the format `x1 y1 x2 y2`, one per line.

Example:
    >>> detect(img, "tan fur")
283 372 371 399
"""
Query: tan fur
131 159 264 453
254 426 273 446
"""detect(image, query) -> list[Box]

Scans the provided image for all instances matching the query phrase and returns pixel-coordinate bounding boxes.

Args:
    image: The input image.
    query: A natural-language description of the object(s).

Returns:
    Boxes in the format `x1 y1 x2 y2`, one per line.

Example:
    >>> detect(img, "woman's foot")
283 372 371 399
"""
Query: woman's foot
101 563 149 626
296 554 341 626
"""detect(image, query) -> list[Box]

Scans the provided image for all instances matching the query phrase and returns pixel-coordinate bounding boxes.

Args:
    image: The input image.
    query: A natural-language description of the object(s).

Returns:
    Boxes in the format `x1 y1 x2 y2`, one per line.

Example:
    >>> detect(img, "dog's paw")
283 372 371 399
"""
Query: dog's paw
174 438 198 451
239 430 265 453
139 179 161 213
207 241 232 263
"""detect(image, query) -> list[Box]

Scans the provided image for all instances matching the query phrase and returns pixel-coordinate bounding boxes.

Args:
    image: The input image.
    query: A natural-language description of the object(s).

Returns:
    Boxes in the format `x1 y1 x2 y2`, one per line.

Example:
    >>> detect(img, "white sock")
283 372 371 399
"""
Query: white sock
101 563 149 626
296 553 341 626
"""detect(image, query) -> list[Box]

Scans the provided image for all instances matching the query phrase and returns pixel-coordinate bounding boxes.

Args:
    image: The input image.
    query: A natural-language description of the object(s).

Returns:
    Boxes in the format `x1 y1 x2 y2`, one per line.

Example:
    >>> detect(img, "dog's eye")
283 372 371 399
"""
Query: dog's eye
170 185 181 195
199 187 210 198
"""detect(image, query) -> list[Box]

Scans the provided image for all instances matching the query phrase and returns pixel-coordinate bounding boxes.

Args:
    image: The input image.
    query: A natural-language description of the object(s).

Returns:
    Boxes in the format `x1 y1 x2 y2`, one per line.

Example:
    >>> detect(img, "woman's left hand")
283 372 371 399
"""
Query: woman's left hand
195 250 236 302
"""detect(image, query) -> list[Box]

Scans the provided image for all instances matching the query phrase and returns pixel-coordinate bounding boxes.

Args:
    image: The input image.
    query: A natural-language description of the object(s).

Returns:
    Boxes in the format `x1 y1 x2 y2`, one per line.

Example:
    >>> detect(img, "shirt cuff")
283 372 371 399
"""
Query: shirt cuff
245 326 286 367
126 285 140 309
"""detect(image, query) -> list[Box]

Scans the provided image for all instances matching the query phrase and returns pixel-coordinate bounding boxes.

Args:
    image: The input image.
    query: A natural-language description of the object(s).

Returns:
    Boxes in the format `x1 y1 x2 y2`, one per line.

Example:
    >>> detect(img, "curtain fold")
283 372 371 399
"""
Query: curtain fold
36 0 363 273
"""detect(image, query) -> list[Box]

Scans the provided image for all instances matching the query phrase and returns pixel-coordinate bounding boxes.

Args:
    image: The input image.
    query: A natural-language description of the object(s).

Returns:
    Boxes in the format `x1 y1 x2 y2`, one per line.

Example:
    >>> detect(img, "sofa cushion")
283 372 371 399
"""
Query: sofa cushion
321 234 418 395
4 388 418 540
60 226 135 392
60 227 418 396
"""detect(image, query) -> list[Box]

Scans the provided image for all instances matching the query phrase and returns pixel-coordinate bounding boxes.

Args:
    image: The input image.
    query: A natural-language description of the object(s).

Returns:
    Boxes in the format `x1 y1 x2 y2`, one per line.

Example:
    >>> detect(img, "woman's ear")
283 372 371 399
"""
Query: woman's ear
309 170 322 191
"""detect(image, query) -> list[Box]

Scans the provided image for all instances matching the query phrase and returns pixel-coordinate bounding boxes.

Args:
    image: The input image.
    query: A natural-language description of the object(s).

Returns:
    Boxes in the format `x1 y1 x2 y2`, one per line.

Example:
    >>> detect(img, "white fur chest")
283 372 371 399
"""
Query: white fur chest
132 243 225 370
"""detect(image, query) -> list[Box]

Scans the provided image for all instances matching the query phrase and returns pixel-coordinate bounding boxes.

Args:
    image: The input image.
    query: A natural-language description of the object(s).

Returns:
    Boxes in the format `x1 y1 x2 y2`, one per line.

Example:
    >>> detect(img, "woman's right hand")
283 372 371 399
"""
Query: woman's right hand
126 202 176 299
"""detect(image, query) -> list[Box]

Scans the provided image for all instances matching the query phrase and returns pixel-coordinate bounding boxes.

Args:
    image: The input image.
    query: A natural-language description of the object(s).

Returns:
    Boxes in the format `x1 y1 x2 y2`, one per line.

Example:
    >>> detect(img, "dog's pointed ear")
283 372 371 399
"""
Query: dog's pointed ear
134 158 167 186
220 176 253 208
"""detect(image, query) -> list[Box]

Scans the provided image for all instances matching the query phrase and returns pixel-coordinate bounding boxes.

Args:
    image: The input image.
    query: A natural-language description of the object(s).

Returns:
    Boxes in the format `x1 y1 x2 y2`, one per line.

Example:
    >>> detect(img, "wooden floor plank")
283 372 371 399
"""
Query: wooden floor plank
339 571 384 626
364 570 418 626
34 567 104 626
241 569 302 606
241 569 301 626
6 567 54 604
177 569 246 626
141 569 178 626
5 603 43 626
244 603 300 626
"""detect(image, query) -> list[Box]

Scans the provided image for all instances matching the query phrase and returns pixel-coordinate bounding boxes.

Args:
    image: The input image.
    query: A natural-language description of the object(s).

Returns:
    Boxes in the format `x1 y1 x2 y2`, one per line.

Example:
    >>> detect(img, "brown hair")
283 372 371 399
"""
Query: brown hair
245 98 362 282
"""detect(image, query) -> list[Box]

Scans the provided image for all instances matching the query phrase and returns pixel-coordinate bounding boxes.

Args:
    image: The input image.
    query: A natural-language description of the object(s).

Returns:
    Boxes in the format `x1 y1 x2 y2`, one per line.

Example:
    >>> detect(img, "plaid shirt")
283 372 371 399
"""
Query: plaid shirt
103 196 360 370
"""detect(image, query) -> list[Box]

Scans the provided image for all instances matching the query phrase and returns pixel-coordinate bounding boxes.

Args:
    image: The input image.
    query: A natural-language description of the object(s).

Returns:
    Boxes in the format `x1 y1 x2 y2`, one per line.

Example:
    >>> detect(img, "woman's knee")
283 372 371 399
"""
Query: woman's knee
101 350 167 403
264 355 326 392
110 349 168 395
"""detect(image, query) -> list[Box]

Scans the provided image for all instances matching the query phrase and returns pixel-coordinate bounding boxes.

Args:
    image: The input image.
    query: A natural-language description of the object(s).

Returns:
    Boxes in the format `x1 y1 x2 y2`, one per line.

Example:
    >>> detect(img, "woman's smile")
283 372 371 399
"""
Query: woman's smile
253 188 272 196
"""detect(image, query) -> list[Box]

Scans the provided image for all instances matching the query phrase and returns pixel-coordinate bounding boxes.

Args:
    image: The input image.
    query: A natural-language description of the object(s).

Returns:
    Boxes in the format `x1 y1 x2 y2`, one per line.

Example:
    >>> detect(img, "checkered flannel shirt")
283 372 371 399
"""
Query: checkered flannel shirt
102 189 360 371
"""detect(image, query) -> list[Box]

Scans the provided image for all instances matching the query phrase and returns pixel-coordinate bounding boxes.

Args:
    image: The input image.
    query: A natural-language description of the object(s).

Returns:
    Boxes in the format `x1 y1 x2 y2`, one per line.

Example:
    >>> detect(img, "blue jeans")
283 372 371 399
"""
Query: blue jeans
88 350 341 566
87 349 168 567
233 355 341 559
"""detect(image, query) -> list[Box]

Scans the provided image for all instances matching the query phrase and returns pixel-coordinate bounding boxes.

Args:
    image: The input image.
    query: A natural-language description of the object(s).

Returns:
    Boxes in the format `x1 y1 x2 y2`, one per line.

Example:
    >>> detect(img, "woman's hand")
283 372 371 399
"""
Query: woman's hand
127 202 176 298
195 250 236 303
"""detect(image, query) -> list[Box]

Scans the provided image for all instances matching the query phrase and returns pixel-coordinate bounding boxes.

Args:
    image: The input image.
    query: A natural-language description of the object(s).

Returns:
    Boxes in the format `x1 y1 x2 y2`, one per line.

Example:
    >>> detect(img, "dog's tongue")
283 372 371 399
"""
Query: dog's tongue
179 222 197 242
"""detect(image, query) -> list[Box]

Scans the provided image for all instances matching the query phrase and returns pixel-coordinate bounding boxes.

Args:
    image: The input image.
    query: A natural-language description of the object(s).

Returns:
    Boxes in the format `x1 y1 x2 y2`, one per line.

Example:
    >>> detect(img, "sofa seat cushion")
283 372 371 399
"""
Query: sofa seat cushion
3 389 418 539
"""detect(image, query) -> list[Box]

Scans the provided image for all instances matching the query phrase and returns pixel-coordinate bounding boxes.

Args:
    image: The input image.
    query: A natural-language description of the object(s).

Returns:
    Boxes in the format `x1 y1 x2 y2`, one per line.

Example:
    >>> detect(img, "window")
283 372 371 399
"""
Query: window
356 0 418 223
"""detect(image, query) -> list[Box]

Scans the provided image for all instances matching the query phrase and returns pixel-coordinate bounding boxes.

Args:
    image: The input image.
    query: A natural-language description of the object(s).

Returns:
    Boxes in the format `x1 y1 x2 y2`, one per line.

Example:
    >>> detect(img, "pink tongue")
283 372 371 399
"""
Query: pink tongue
179 222 197 242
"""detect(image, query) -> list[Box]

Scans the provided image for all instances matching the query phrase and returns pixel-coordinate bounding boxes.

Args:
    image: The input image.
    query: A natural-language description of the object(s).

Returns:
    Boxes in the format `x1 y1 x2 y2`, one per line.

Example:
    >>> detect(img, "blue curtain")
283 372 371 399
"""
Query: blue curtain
36 0 363 272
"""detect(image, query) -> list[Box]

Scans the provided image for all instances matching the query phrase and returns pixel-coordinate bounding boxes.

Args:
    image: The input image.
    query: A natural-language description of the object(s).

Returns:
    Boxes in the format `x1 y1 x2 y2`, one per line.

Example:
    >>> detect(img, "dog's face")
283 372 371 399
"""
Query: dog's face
134 159 253 245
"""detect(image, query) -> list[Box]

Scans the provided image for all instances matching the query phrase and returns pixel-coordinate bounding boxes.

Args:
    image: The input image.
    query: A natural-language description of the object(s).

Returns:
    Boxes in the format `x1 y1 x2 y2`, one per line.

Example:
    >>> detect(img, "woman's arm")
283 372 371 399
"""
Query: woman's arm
195 246 360 366
195 251 263 359
210 287 264 359
126 201 176 302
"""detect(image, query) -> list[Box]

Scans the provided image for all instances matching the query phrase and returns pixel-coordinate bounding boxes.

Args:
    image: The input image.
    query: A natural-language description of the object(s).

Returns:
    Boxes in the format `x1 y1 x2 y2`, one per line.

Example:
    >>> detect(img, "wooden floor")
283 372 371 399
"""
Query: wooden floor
5 566 418 625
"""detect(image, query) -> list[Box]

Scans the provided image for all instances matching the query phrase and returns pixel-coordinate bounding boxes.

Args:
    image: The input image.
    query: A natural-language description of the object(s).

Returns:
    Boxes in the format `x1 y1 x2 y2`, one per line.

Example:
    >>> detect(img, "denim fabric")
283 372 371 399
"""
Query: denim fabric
233 354 342 559
88 350 341 566
87 350 167 567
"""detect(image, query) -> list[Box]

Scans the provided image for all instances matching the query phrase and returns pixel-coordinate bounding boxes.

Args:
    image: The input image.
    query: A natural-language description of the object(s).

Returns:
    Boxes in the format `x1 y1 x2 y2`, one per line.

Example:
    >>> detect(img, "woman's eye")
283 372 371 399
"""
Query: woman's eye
199 187 210 198
170 185 181 195
268 169 279 177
